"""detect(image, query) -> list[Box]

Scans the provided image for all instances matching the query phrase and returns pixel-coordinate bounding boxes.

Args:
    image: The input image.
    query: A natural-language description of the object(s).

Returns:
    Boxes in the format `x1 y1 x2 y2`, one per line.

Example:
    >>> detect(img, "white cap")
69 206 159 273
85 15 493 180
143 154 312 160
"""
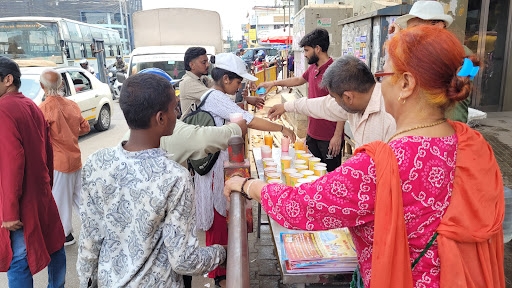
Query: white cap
395 1 453 29
214 53 258 81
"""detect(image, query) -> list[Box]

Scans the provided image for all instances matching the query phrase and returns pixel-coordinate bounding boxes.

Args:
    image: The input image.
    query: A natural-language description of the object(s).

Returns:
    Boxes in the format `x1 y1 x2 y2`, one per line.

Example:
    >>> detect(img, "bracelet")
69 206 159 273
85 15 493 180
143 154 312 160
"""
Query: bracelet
280 125 284 132
245 180 257 200
240 177 254 200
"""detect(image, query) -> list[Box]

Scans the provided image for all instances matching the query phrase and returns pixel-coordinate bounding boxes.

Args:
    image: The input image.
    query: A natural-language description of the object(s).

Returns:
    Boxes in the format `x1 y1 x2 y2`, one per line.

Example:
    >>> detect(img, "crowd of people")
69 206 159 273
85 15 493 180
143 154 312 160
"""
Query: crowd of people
0 1 506 288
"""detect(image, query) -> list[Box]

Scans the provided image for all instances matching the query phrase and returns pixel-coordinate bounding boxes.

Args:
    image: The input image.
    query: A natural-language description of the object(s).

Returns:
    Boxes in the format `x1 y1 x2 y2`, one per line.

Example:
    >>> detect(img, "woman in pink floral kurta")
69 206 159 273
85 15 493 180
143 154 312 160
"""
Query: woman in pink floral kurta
259 136 456 287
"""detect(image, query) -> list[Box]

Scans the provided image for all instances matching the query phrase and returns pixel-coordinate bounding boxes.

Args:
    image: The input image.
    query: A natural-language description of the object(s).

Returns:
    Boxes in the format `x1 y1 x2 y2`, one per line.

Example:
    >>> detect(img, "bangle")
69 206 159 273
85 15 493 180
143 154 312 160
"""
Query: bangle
240 177 254 200
246 180 257 200
280 125 284 132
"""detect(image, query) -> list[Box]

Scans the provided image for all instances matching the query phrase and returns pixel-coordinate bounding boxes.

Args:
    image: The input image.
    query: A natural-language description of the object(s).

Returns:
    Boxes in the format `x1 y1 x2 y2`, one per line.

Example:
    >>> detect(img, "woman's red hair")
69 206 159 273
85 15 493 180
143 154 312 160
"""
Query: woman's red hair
386 26 480 109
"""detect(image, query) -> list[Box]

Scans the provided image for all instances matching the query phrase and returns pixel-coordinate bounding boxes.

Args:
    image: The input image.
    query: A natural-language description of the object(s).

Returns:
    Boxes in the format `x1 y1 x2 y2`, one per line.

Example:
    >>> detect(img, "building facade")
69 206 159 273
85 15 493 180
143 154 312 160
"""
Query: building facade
0 0 141 54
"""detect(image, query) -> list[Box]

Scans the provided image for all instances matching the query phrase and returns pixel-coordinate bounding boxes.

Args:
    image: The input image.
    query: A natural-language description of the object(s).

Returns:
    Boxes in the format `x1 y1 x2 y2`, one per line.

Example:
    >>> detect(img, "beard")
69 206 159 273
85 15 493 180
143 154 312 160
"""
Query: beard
307 52 319 65
338 99 360 114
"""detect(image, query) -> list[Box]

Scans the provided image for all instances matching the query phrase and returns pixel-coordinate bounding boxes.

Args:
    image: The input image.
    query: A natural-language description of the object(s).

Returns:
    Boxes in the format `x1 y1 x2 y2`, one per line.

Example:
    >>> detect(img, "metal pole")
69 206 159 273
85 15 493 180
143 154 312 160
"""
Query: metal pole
123 0 132 52
118 0 127 54
226 193 249 288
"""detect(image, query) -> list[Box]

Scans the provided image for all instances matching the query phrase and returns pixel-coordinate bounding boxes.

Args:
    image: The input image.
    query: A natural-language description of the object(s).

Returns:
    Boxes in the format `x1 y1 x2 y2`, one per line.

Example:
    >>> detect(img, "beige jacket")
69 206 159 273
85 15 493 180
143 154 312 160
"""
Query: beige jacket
284 83 396 147
179 71 214 117
123 121 242 164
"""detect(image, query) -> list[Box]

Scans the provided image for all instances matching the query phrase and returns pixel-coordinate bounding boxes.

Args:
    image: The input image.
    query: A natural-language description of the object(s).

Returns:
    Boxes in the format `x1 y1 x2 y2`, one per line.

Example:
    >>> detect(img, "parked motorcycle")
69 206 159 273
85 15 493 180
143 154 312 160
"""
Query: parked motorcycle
107 65 126 100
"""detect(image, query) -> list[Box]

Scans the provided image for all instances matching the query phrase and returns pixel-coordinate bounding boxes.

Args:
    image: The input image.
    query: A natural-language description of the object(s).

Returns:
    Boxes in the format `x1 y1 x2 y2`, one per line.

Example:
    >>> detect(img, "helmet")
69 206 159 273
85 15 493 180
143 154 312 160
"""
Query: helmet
257 50 265 57
79 59 88 65
116 55 122 60
139 68 182 86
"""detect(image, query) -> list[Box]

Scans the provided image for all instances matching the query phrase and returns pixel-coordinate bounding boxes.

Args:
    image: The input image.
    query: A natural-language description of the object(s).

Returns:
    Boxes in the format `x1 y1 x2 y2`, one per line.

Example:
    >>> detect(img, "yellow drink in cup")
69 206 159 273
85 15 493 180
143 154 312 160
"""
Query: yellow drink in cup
294 139 306 151
264 134 273 148
314 163 327 169
314 166 327 176
294 159 306 167
308 157 321 170
281 156 292 171
294 150 305 160
308 175 321 182
300 170 315 178
295 165 308 172
264 167 278 177
290 173 303 187
266 172 281 182
301 153 313 167
266 162 278 170
296 178 310 187
284 168 298 186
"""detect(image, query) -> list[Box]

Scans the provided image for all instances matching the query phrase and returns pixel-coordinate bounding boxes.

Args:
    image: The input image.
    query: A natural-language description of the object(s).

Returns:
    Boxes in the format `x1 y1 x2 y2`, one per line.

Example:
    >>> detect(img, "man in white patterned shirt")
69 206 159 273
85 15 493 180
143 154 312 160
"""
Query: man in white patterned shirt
269 56 396 147
78 72 226 288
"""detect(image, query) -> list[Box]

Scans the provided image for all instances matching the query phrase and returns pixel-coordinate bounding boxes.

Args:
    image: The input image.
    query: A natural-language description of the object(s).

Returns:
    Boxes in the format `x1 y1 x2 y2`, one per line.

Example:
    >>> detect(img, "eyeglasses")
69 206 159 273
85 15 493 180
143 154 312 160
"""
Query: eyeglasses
374 71 395 83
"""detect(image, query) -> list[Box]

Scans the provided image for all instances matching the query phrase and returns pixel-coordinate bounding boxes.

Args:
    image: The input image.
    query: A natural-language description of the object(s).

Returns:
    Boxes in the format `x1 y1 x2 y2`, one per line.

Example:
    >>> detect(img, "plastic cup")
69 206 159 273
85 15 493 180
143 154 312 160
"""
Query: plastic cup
266 172 281 181
264 134 273 148
290 173 303 187
267 179 283 184
284 168 298 186
307 175 321 182
229 112 243 123
295 164 308 172
308 157 321 170
314 166 327 176
264 167 278 176
281 137 290 152
300 170 315 178
281 156 292 171
301 153 313 166
294 139 305 151
294 150 305 160
294 159 306 167
314 163 327 168
297 178 310 185
266 162 278 170
261 145 272 158
262 158 274 168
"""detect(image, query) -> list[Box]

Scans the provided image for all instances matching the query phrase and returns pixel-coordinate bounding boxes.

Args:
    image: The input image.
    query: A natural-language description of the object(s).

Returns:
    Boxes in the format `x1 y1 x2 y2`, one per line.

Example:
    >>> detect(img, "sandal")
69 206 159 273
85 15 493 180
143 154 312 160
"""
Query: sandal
214 275 226 288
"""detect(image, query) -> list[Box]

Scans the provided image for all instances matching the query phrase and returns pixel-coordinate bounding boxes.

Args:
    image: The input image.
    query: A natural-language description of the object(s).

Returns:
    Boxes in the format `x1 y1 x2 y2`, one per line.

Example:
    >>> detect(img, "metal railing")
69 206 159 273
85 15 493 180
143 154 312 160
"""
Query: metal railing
226 193 250 288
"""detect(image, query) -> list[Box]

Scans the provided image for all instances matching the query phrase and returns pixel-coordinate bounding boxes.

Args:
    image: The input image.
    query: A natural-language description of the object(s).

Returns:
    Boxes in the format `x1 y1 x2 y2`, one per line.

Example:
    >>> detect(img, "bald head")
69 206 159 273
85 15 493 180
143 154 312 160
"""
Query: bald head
40 68 63 96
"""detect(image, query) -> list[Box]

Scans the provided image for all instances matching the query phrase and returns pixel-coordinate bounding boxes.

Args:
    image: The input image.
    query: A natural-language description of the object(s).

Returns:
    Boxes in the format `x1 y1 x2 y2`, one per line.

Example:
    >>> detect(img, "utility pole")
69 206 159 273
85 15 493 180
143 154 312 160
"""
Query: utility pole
119 0 127 54
123 0 132 52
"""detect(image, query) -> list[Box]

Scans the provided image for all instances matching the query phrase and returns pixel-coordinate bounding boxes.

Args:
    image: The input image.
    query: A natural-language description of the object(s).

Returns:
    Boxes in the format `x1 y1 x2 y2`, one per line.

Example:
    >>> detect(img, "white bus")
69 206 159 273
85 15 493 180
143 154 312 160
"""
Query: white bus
0 16 122 82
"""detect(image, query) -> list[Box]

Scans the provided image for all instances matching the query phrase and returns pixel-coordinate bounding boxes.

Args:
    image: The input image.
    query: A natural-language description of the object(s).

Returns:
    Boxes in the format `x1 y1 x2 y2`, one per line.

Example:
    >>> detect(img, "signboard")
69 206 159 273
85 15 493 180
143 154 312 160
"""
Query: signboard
317 18 331 27
249 29 257 41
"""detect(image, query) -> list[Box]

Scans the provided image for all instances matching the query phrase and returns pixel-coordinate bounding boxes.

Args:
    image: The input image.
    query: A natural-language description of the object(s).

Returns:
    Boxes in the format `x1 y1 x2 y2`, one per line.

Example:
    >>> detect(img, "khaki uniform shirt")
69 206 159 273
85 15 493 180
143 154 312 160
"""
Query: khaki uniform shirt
179 71 214 117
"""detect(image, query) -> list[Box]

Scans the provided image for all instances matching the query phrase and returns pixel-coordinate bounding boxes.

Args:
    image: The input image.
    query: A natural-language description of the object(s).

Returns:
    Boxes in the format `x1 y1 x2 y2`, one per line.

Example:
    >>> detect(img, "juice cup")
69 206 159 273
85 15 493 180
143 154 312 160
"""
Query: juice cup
307 175 321 182
295 164 308 172
301 153 313 167
264 167 278 176
300 170 315 178
294 150 305 160
290 173 303 187
264 134 273 148
262 158 274 168
281 137 290 152
297 178 310 185
266 162 278 171
284 168 298 186
261 145 272 158
294 139 305 151
267 179 283 184
314 163 327 169
314 166 327 176
266 172 281 181
281 156 292 171
308 157 321 170
294 159 306 167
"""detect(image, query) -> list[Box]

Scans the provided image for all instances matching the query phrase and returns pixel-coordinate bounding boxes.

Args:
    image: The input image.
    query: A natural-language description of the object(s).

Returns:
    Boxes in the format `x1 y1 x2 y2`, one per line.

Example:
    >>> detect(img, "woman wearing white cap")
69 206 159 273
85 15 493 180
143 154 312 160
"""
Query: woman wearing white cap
193 53 295 287
388 0 471 123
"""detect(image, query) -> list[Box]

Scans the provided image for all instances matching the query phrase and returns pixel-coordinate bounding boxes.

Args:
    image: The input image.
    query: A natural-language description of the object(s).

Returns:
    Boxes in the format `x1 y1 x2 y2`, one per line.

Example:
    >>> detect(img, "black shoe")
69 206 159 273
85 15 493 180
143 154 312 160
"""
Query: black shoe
64 234 75 246
214 275 226 288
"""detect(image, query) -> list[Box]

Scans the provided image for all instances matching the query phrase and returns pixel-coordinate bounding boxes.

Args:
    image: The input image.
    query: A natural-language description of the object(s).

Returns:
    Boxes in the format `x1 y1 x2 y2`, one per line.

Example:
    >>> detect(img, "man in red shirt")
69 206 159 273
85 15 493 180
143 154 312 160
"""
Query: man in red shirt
257 28 344 171
39 69 90 246
0 57 66 287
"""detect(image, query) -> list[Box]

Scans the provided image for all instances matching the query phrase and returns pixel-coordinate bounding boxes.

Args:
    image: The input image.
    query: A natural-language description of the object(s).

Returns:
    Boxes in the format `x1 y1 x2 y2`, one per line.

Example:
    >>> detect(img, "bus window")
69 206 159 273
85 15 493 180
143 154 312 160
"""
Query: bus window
108 45 114 56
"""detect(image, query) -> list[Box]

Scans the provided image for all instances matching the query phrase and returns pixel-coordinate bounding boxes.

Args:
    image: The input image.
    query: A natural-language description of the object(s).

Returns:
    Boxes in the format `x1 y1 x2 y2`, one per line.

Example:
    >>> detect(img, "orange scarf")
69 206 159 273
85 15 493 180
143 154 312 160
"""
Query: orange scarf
355 120 505 288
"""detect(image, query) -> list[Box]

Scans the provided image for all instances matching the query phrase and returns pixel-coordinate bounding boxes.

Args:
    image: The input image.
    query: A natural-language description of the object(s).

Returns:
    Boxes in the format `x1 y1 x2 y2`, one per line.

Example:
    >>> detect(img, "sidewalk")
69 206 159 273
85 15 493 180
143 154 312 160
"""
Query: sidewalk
246 90 512 287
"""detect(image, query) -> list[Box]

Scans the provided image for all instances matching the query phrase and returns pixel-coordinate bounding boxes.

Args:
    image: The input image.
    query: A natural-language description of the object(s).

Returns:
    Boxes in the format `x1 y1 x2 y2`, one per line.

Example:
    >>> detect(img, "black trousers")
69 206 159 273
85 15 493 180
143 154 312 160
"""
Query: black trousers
306 135 342 172
184 275 192 288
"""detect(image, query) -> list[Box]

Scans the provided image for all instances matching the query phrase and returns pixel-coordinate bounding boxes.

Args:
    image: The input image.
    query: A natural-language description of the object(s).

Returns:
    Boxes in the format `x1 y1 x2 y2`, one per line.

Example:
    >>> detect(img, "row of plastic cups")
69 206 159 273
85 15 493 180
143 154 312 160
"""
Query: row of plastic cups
284 168 324 186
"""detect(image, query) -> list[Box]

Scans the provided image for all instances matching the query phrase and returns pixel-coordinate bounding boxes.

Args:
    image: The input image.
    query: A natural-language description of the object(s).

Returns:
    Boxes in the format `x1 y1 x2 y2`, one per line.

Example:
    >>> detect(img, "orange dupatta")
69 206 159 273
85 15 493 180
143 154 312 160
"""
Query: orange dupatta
354 120 505 288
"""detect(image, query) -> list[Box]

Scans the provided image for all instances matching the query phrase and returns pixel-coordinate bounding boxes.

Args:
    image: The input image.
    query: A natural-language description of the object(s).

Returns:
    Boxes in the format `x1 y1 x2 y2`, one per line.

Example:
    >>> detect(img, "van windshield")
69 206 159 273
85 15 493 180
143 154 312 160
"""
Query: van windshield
130 54 186 79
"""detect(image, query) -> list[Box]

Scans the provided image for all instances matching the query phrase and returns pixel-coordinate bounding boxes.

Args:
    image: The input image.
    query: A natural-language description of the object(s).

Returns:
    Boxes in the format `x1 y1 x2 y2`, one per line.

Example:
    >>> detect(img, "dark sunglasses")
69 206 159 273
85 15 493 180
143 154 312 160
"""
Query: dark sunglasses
374 71 395 83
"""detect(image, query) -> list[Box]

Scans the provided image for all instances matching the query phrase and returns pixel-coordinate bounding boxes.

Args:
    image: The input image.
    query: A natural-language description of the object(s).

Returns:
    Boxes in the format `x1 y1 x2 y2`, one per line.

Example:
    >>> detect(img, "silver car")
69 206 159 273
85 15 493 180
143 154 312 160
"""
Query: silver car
20 66 114 132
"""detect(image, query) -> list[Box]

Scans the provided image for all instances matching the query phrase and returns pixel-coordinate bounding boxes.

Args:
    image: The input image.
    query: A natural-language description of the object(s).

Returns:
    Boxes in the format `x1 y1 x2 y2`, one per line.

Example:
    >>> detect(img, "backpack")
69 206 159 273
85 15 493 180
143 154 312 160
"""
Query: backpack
182 90 222 176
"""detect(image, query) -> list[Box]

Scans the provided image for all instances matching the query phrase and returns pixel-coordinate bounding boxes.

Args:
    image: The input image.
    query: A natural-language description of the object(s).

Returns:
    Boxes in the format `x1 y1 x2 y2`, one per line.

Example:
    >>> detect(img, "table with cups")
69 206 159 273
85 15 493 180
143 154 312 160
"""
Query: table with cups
252 141 353 286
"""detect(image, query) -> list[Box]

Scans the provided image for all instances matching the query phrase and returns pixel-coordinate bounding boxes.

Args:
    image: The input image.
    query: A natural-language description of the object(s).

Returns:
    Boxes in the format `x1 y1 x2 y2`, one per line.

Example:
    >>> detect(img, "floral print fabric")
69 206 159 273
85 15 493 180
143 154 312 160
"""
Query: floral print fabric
261 135 458 287
78 143 225 287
